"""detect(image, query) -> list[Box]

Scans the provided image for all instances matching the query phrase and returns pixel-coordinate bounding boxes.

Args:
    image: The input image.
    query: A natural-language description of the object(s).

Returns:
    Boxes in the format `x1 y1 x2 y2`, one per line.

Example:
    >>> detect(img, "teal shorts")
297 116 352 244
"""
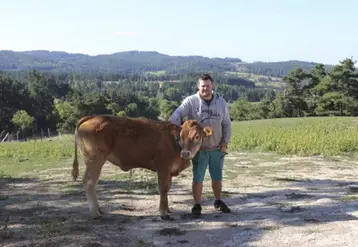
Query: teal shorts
192 149 225 183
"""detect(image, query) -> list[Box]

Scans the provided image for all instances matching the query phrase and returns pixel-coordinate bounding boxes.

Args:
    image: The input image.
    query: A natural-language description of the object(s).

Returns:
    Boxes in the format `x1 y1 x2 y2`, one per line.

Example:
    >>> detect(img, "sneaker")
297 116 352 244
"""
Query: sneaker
214 200 231 213
191 204 202 216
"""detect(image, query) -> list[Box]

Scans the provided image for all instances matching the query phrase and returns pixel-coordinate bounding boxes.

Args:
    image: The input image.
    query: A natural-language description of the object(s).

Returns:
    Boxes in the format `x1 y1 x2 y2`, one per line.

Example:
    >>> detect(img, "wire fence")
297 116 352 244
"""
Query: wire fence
0 128 60 142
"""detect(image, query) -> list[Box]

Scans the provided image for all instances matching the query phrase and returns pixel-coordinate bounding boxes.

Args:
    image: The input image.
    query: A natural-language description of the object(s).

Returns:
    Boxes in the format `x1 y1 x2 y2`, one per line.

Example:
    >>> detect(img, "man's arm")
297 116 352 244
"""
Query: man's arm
221 100 232 146
169 97 191 126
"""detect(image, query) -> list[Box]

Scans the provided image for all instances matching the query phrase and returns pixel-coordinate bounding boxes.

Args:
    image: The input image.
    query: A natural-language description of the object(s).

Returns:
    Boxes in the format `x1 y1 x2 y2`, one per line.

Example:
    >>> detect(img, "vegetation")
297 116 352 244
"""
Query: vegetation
230 117 358 156
243 60 335 78
0 49 357 157
0 135 73 177
2 117 358 177
229 58 358 121
0 65 277 136
1 52 357 137
0 50 337 77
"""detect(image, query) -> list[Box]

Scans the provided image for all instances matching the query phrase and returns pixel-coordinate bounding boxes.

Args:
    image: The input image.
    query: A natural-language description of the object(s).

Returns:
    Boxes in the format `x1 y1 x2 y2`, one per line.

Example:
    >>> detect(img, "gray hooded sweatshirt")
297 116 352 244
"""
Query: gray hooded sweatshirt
170 91 232 151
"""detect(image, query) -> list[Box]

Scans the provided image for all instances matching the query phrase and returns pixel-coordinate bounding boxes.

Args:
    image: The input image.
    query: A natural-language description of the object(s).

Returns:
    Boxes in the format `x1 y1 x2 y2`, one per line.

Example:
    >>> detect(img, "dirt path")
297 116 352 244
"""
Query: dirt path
2 152 358 246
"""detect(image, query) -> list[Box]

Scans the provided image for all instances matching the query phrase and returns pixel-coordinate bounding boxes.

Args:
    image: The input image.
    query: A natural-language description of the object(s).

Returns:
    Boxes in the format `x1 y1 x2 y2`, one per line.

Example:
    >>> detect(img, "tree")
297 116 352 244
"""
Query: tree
125 103 138 116
0 75 31 130
54 99 79 133
117 111 127 117
268 93 288 118
12 110 35 138
282 68 310 117
311 58 358 116
229 98 252 121
330 58 358 99
159 100 179 121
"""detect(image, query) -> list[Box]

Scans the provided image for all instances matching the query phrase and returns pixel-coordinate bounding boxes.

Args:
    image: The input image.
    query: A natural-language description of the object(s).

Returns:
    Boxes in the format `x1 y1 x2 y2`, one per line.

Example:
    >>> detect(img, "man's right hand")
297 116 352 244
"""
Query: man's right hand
219 142 228 153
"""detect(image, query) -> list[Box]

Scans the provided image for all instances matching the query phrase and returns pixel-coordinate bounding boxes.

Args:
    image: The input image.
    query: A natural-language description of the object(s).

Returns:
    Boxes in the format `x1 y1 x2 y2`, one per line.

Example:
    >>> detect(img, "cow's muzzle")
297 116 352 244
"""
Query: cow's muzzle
180 150 192 159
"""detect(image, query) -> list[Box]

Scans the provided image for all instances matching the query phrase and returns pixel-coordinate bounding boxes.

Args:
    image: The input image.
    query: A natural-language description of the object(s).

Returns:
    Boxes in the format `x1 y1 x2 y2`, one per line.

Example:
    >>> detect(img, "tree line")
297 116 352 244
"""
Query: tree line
0 57 356 140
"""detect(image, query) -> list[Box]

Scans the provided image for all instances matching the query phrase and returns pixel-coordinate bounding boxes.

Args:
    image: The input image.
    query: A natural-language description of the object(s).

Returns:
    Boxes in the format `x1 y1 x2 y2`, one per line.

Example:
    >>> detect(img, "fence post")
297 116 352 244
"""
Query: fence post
1 132 9 142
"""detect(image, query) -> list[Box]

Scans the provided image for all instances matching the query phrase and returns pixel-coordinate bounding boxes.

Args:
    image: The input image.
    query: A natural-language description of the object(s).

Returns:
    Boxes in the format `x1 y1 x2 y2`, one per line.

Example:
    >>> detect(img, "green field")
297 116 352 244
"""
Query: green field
1 116 358 178
224 71 285 89
230 116 358 156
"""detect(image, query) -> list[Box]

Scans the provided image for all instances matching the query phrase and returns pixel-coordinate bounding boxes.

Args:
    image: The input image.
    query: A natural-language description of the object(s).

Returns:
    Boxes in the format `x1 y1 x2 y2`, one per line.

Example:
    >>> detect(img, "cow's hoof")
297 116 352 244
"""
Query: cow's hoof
167 209 172 214
98 207 105 215
160 215 172 221
90 211 103 220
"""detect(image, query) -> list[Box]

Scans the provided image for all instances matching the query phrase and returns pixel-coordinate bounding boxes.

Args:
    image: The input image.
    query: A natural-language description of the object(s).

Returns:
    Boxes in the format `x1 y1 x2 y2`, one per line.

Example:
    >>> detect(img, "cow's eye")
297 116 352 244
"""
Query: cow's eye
195 135 199 140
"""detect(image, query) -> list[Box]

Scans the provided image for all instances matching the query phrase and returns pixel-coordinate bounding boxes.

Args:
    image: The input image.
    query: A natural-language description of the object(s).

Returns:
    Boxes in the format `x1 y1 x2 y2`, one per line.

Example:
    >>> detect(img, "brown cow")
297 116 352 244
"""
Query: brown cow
71 115 213 220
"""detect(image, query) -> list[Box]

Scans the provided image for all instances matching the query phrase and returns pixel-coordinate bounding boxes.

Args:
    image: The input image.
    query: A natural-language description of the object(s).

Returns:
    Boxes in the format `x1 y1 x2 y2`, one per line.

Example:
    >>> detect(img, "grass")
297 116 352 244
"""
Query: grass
0 134 73 159
230 116 358 156
0 134 74 177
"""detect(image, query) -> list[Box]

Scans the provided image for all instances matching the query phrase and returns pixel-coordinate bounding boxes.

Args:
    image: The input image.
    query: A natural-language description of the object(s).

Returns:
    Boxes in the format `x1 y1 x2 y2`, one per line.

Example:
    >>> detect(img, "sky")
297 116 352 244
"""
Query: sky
1 0 357 65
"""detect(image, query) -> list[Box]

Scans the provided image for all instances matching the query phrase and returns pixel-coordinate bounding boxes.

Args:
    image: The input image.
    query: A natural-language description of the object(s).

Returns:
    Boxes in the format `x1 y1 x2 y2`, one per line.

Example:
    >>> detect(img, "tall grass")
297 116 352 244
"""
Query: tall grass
230 117 358 156
0 135 74 176
0 135 74 160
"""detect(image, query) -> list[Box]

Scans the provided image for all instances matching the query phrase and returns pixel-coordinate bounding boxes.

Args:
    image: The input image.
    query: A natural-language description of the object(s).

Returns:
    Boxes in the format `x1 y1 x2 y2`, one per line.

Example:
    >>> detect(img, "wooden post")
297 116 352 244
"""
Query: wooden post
1 132 9 142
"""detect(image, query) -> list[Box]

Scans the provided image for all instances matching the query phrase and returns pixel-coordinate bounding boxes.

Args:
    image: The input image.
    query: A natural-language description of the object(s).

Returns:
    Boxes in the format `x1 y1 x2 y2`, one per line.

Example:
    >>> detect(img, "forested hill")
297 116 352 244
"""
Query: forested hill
0 50 334 77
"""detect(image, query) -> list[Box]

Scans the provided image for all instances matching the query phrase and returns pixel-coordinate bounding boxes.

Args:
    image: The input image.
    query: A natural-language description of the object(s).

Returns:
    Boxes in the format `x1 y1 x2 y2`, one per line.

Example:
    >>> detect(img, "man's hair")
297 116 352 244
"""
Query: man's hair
198 73 214 83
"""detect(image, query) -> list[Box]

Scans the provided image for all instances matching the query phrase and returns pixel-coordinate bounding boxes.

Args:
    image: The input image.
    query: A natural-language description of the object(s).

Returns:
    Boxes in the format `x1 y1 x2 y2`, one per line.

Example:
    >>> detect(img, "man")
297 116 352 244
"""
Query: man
170 73 232 215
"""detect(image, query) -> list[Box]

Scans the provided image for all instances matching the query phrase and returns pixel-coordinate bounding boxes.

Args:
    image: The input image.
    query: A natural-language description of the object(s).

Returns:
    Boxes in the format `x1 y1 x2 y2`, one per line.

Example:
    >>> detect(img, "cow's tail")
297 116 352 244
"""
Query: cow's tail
71 115 93 182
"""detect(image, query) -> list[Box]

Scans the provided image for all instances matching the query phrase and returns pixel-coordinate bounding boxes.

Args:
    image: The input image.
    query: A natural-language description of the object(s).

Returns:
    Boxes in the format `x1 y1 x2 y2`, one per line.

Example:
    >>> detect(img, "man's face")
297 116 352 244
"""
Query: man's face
197 79 214 99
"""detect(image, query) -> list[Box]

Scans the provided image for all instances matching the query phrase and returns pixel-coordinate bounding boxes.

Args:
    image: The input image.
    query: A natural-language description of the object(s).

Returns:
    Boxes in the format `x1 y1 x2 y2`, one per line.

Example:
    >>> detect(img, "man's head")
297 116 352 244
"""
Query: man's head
197 73 215 100
170 120 213 160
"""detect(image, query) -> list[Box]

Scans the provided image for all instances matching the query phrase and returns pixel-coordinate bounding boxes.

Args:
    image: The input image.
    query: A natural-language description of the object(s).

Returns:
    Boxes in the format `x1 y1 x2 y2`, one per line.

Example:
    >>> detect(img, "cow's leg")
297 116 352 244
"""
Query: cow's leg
82 157 105 219
167 176 173 214
157 171 171 220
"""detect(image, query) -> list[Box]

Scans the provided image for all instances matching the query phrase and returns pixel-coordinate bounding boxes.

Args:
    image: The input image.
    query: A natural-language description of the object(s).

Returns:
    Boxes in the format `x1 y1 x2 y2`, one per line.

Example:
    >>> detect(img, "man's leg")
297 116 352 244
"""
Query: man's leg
208 150 231 213
212 180 222 201
191 151 208 215
193 181 203 204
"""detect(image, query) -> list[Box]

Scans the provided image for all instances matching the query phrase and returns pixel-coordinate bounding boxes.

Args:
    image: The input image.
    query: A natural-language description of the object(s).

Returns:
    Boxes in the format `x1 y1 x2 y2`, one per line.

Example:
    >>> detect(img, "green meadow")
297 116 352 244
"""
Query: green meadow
230 116 358 156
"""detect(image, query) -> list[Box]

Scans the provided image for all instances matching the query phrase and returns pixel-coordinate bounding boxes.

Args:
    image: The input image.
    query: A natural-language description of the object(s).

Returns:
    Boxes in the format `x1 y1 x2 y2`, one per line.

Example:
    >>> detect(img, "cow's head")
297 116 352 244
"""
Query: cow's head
170 120 213 160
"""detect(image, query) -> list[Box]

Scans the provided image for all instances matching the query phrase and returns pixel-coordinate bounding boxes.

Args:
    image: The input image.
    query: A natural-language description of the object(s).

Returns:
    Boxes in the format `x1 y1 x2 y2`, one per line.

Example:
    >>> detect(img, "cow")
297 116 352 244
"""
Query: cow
71 115 213 220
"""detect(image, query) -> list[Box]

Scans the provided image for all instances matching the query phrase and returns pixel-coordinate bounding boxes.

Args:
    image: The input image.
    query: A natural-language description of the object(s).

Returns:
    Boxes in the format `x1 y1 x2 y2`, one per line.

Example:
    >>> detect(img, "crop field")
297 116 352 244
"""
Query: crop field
2 117 358 246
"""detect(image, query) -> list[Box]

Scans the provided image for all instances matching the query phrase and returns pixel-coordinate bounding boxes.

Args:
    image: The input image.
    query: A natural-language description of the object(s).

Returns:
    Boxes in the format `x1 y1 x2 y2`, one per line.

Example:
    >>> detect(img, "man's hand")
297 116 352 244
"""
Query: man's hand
219 142 228 154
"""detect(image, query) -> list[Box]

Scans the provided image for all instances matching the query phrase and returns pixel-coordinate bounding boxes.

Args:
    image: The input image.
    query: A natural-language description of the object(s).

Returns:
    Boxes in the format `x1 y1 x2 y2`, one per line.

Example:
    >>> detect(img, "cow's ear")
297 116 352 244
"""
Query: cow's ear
202 127 213 137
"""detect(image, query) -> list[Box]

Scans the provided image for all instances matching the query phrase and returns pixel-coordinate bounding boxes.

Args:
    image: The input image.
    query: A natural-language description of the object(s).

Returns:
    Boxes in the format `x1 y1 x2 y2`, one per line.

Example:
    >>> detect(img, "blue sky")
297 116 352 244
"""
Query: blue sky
1 0 357 65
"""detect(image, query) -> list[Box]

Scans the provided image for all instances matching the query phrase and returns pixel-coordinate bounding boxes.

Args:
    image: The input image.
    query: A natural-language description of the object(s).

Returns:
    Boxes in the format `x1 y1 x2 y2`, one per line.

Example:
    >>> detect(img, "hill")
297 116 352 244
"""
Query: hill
0 50 335 77
241 60 334 77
